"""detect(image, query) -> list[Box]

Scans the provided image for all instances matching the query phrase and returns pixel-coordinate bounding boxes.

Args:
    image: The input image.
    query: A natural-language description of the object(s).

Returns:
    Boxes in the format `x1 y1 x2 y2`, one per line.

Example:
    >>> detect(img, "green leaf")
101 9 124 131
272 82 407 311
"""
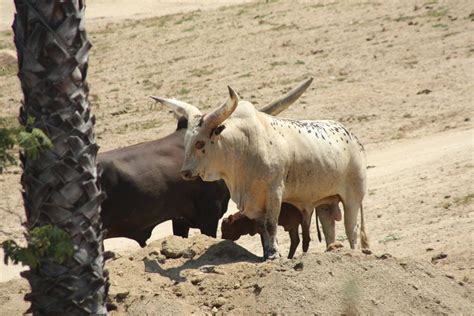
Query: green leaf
0 128 19 173
2 225 74 268
18 128 53 160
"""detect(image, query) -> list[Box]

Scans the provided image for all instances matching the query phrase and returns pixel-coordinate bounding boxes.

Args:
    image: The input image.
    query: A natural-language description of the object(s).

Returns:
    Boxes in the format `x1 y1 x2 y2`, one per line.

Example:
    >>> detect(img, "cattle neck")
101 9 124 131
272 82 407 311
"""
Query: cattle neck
205 121 243 186
204 113 267 214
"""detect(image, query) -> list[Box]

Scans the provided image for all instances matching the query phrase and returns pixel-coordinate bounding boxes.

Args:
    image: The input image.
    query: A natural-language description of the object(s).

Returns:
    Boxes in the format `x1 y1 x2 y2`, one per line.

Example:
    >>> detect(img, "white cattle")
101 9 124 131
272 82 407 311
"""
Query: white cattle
152 83 369 259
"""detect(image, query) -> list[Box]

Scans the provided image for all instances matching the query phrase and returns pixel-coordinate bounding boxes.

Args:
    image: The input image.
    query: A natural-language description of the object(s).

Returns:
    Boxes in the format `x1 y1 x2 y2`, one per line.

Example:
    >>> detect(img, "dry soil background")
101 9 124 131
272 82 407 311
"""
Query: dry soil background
0 0 473 314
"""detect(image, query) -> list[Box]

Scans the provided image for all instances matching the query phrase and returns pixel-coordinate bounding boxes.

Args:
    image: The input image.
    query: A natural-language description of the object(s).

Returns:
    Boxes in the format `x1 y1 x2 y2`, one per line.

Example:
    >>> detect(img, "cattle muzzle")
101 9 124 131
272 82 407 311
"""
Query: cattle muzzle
181 169 198 181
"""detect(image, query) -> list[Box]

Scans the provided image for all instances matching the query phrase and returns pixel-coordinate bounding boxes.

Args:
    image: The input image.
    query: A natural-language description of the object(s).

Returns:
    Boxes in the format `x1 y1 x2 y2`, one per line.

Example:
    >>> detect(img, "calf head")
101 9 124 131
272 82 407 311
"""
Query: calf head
151 87 239 181
221 213 258 241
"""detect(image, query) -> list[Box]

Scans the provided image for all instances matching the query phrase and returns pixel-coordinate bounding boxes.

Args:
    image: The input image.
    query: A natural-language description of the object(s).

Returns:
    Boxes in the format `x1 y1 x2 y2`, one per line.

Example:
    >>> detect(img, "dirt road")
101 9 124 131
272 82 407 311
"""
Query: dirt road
0 0 252 31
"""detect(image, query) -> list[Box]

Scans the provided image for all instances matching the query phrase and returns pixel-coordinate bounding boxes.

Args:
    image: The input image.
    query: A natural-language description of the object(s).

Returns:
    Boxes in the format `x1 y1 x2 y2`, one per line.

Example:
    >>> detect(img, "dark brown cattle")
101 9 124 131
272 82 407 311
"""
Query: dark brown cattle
221 203 304 259
99 119 230 247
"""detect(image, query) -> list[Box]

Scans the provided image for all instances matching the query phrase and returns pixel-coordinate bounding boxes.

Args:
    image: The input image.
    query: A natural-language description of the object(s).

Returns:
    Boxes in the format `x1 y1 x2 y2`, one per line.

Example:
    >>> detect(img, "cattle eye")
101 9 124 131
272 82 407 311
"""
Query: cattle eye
195 141 205 149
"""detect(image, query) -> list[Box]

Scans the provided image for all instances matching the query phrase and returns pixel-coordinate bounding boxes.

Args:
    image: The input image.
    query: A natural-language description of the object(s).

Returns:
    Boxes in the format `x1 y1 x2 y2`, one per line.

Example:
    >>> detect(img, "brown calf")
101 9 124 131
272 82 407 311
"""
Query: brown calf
221 203 303 259
222 196 343 258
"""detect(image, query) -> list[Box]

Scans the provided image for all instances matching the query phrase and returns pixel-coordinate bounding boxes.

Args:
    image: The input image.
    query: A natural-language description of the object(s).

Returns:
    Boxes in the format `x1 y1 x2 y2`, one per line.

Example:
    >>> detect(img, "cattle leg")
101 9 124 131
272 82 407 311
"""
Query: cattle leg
359 204 370 250
172 219 190 238
264 194 283 260
200 218 218 238
259 234 265 253
256 219 270 258
128 227 154 248
265 217 279 260
287 227 300 259
343 201 360 249
316 205 336 248
301 209 313 253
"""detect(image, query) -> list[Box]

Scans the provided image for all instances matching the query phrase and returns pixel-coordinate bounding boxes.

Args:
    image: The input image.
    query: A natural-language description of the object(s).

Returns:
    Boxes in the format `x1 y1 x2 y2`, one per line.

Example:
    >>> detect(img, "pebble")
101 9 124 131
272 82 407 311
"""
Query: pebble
200 265 217 273
293 262 304 271
161 238 187 259
214 297 227 307
431 252 448 262
191 276 203 285
416 89 432 95
157 254 166 264
377 253 392 260
115 291 129 302
182 249 196 259
253 283 263 295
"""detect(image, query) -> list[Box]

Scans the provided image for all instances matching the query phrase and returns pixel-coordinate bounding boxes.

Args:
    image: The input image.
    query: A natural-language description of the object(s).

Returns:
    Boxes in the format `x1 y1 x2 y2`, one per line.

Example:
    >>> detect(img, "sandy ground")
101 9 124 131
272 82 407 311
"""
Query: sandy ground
0 0 473 314
0 0 254 31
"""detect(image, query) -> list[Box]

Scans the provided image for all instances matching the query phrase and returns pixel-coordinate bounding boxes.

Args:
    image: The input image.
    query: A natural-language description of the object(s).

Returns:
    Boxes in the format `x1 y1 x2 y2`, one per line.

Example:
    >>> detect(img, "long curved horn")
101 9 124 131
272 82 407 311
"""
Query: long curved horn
259 78 313 115
203 86 239 129
150 96 202 120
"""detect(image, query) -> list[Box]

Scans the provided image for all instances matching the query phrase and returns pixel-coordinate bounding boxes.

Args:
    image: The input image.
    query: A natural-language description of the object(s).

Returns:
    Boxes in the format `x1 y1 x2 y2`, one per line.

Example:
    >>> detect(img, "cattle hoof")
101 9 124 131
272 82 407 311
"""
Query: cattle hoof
326 242 344 252
265 249 281 260
362 248 373 255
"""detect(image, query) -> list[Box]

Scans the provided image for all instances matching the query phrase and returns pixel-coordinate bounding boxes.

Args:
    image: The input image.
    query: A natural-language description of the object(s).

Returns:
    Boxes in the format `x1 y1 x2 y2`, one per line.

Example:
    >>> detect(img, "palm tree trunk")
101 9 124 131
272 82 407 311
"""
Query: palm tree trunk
13 0 109 314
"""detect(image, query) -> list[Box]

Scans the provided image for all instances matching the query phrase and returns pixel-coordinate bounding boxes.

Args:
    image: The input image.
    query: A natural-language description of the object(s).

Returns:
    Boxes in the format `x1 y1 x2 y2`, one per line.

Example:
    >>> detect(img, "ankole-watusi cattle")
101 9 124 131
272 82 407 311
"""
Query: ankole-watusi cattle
152 82 369 260
100 79 313 247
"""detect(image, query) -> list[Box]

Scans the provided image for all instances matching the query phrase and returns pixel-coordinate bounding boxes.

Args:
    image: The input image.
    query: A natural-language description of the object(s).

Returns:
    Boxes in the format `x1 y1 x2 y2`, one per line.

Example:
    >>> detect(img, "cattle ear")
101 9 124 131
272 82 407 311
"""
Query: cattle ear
176 117 188 130
214 125 226 136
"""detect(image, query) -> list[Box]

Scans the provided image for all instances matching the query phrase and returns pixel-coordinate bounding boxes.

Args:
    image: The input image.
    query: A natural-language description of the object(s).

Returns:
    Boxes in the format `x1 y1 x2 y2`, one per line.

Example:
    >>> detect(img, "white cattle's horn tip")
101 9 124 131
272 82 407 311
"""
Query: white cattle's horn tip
227 86 238 99
150 96 162 102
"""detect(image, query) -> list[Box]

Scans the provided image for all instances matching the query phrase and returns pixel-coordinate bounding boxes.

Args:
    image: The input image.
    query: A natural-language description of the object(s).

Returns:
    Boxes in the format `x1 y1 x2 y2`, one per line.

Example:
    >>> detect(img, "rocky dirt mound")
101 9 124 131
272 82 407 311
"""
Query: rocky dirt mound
104 235 472 315
1 234 472 315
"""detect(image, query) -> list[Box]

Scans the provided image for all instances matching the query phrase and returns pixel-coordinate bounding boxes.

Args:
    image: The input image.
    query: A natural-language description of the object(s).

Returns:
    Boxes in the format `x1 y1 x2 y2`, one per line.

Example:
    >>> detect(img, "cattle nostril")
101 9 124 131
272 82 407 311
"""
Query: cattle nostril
181 170 192 179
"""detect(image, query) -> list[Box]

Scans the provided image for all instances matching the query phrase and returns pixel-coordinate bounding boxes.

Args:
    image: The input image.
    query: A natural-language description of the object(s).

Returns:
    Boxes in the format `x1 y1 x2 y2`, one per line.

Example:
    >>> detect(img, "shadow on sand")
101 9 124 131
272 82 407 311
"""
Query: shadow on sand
143 240 261 283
